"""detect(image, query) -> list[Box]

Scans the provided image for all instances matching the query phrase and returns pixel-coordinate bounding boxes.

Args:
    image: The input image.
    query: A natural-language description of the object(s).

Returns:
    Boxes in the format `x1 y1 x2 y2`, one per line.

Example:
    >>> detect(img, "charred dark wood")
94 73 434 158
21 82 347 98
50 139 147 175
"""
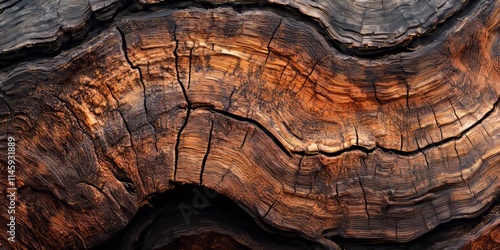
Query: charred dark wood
0 0 499 249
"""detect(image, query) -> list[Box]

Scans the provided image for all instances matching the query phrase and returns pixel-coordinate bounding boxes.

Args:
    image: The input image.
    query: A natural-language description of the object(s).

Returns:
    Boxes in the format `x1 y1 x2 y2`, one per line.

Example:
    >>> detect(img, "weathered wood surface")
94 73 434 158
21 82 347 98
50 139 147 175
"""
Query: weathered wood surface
94 194 500 249
0 0 123 64
0 0 499 249
93 185 327 249
1 0 492 63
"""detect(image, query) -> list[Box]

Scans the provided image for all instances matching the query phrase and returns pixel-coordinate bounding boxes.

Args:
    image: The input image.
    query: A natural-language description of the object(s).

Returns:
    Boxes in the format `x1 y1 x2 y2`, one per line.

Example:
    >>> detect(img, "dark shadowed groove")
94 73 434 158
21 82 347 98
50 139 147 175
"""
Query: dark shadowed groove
203 107 294 156
102 79 146 194
192 96 499 157
199 120 214 185
172 24 192 182
262 198 278 220
116 26 157 133
327 197 500 248
274 0 489 57
91 184 328 250
141 0 490 58
264 17 283 66
0 12 115 70
1 0 492 71
52 93 139 194
117 25 163 189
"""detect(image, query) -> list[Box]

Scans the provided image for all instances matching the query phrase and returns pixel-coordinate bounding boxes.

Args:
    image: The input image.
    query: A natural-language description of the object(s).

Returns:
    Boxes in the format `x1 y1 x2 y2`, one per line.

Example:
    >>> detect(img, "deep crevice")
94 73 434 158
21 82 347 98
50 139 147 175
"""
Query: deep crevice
357 175 370 221
293 155 304 194
91 184 327 250
51 93 138 194
0 12 115 71
133 0 490 59
262 198 278 220
117 25 160 156
264 17 283 66
190 96 499 158
199 120 214 185
172 23 193 181
371 80 382 106
1 0 490 72
240 128 249 149
327 196 500 249
102 81 146 193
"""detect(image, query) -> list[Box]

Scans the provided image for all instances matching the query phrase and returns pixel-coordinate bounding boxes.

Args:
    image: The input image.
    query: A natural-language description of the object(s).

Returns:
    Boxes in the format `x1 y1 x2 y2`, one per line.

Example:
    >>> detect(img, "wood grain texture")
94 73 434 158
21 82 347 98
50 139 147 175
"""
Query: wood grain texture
0 0 488 64
267 0 469 49
0 0 499 249
92 185 326 250
137 0 483 51
0 0 122 64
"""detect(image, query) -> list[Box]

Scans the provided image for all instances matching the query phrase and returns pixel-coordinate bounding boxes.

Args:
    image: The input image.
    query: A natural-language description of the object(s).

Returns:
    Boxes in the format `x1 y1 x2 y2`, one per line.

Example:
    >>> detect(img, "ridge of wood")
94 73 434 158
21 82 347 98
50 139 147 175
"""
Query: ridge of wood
0 2 499 249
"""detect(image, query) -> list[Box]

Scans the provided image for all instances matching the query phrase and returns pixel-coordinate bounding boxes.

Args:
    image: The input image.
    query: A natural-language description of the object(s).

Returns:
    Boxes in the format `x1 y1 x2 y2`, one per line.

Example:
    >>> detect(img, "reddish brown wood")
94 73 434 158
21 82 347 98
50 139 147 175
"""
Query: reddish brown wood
0 0 499 249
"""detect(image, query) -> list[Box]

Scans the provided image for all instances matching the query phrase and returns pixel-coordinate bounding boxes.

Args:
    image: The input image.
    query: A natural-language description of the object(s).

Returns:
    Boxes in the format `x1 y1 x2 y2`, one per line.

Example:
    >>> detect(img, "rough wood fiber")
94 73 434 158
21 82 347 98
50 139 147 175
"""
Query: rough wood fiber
0 0 122 64
267 0 469 49
139 0 482 50
0 0 499 249
0 0 488 64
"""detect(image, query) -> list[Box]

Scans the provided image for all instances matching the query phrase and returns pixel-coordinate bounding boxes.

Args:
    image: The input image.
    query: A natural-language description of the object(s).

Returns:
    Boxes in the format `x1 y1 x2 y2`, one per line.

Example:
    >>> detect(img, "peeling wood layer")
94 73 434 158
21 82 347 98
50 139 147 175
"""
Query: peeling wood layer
0 0 499 249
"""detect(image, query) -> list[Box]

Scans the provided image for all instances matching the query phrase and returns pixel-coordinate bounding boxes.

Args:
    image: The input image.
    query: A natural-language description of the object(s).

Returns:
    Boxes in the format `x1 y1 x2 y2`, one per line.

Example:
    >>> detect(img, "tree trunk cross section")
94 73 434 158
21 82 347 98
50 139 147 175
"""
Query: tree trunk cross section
0 0 499 249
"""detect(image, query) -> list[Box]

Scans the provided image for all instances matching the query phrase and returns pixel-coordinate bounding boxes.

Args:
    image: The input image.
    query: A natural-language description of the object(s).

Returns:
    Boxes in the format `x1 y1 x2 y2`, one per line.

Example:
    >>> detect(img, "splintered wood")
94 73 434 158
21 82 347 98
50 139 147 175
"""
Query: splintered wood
0 0 499 249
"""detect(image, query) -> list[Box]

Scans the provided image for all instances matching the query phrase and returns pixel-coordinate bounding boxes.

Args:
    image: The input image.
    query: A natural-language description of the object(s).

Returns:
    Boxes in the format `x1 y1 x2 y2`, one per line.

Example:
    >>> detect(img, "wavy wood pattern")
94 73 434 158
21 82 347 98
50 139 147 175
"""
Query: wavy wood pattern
0 0 121 64
0 0 499 249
